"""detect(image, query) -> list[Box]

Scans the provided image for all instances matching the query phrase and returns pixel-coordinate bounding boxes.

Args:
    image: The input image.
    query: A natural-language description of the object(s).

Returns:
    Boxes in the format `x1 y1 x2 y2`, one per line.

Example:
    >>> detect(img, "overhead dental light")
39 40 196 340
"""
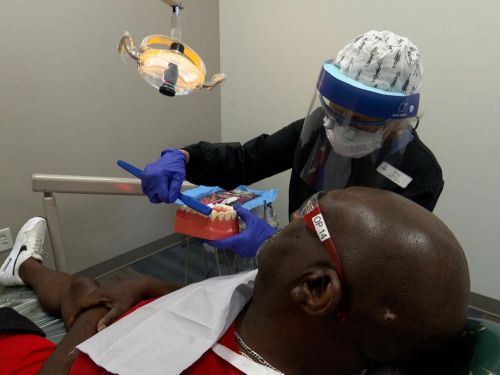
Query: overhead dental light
118 0 225 97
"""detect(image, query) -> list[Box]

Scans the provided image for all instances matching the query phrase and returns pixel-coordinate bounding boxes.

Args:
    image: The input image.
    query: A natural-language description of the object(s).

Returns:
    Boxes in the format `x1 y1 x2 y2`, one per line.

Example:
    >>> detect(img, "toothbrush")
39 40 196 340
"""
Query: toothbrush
117 159 212 216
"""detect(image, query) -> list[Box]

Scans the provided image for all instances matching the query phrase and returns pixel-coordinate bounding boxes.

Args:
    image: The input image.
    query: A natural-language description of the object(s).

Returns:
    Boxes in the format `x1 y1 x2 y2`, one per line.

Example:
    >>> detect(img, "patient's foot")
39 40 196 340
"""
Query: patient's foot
0 217 47 286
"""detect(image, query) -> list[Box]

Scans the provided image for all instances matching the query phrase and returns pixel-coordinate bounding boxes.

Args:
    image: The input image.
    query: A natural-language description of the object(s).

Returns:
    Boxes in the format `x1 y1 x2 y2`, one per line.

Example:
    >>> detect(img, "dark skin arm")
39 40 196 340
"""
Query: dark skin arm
40 275 181 374
39 305 108 375
16 260 181 373
67 275 181 331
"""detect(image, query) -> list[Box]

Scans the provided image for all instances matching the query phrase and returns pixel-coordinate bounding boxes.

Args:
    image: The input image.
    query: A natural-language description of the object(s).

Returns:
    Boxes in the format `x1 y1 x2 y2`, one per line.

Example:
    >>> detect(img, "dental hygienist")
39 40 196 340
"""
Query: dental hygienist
141 30 444 255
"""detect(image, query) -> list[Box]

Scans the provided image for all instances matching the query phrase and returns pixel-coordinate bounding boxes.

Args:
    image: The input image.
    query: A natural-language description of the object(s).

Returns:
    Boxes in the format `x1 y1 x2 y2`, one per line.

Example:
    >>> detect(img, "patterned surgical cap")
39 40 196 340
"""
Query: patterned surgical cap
334 30 423 95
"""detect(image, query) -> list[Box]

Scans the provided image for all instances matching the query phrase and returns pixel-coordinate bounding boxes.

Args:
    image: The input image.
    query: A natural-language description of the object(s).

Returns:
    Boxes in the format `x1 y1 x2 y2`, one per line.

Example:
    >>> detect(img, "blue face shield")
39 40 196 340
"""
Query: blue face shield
294 61 419 191
317 61 420 120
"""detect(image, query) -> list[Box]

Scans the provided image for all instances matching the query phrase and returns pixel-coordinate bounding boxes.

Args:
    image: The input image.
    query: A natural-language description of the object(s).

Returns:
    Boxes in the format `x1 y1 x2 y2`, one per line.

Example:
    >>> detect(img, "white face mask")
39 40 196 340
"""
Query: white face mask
323 116 384 158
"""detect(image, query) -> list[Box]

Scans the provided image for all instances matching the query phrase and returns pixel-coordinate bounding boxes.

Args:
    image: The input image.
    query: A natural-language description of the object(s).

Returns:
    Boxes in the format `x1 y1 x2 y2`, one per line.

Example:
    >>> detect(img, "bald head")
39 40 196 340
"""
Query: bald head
321 187 469 360
254 187 470 368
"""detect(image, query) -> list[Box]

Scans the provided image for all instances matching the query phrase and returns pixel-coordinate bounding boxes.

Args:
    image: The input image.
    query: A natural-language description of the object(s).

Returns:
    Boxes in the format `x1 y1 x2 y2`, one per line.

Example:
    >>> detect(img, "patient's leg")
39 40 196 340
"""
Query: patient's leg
0 217 100 323
19 258 100 324
16 260 108 374
0 218 113 373
2 256 106 374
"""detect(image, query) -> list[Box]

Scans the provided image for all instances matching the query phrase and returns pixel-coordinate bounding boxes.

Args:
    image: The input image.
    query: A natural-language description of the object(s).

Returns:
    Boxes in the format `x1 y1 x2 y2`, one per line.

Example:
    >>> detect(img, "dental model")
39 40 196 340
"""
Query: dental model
174 204 239 240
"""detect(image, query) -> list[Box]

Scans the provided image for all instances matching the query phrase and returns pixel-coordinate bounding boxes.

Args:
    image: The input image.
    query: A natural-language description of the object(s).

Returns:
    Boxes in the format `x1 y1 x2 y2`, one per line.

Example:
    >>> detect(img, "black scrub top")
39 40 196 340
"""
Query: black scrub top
183 118 444 218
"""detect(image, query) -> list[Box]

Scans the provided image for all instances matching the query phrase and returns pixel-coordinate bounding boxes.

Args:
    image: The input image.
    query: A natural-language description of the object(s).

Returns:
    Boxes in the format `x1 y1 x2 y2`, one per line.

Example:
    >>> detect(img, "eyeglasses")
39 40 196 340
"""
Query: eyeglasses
320 96 388 127
298 191 347 320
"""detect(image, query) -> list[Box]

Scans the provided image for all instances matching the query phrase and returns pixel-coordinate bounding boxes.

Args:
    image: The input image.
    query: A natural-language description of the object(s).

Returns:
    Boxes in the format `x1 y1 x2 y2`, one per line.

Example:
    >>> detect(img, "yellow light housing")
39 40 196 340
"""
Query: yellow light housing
117 1 224 97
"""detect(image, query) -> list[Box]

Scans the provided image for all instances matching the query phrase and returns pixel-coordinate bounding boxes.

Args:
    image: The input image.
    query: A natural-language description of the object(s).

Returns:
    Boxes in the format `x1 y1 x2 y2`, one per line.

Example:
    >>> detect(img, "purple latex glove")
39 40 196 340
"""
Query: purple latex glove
206 206 277 257
141 148 186 203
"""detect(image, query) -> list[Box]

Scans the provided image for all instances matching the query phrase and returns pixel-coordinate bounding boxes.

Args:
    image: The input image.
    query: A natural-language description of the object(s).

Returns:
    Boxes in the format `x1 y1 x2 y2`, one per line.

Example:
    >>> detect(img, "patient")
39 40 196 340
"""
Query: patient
0 187 470 375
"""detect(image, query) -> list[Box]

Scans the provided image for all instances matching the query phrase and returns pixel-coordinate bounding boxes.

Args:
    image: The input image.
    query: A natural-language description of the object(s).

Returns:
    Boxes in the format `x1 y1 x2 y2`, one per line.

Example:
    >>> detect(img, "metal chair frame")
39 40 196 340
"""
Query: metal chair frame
31 173 194 273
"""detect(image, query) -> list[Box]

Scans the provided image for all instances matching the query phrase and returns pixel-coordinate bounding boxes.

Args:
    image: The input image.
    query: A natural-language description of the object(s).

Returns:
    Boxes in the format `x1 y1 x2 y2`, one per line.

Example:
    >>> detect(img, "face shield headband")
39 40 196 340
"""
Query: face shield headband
317 61 420 120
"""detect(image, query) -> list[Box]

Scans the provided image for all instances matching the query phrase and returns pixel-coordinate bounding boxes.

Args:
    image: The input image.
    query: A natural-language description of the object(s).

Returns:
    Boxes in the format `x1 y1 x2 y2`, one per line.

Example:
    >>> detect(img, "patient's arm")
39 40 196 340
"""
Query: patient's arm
39 305 108 375
43 275 180 374
67 275 181 331
15 259 179 373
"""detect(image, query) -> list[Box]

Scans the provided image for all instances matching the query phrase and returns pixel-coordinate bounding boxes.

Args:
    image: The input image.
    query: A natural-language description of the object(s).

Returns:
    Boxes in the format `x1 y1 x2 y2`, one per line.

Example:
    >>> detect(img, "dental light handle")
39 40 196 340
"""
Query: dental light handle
117 159 212 216
160 0 183 42
170 3 182 42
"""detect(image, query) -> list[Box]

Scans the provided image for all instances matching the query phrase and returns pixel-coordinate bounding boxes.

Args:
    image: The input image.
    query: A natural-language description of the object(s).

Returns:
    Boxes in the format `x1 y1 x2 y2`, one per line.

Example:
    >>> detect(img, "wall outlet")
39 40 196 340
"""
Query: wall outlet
0 228 14 252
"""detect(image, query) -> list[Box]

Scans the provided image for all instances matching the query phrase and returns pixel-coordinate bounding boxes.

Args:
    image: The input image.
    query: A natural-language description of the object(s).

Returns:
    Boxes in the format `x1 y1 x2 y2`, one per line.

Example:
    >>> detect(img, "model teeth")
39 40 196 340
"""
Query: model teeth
179 203 236 221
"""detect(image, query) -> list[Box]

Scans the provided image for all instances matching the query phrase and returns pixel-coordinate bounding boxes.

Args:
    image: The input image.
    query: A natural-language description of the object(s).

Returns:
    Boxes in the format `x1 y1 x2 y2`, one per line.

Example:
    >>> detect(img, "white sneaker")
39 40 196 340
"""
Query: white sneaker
0 217 47 286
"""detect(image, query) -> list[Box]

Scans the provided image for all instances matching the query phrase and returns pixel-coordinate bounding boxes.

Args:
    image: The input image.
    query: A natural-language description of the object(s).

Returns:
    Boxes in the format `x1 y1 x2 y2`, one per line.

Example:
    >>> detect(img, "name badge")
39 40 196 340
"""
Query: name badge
377 162 412 189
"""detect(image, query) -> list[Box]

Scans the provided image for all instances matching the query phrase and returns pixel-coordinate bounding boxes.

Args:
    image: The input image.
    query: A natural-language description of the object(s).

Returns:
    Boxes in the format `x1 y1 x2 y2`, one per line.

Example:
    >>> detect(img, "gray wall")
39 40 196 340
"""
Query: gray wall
220 0 500 299
0 0 221 272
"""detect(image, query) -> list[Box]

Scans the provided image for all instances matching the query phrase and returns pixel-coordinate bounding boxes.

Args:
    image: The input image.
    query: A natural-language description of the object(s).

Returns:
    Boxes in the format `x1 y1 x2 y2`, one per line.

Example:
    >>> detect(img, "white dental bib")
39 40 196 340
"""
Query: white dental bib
77 270 258 375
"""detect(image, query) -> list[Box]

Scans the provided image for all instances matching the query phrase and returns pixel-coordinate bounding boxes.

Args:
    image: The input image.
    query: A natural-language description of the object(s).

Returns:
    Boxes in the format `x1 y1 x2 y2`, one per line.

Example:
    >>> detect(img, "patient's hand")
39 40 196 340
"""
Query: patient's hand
66 281 143 331
67 276 181 331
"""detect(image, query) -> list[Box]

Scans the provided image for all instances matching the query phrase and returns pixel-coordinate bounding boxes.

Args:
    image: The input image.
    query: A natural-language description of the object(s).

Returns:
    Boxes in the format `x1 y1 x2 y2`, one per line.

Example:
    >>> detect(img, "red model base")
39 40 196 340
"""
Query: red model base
174 210 239 240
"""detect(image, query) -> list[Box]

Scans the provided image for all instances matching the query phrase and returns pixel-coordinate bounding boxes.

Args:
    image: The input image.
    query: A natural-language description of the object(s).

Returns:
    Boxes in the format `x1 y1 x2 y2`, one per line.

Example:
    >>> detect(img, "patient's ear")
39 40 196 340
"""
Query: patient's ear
290 267 341 316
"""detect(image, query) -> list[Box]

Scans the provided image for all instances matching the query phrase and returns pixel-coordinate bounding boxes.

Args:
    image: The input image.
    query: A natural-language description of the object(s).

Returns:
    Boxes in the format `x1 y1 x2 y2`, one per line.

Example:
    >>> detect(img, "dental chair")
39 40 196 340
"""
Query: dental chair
465 318 500 374
400 317 500 374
